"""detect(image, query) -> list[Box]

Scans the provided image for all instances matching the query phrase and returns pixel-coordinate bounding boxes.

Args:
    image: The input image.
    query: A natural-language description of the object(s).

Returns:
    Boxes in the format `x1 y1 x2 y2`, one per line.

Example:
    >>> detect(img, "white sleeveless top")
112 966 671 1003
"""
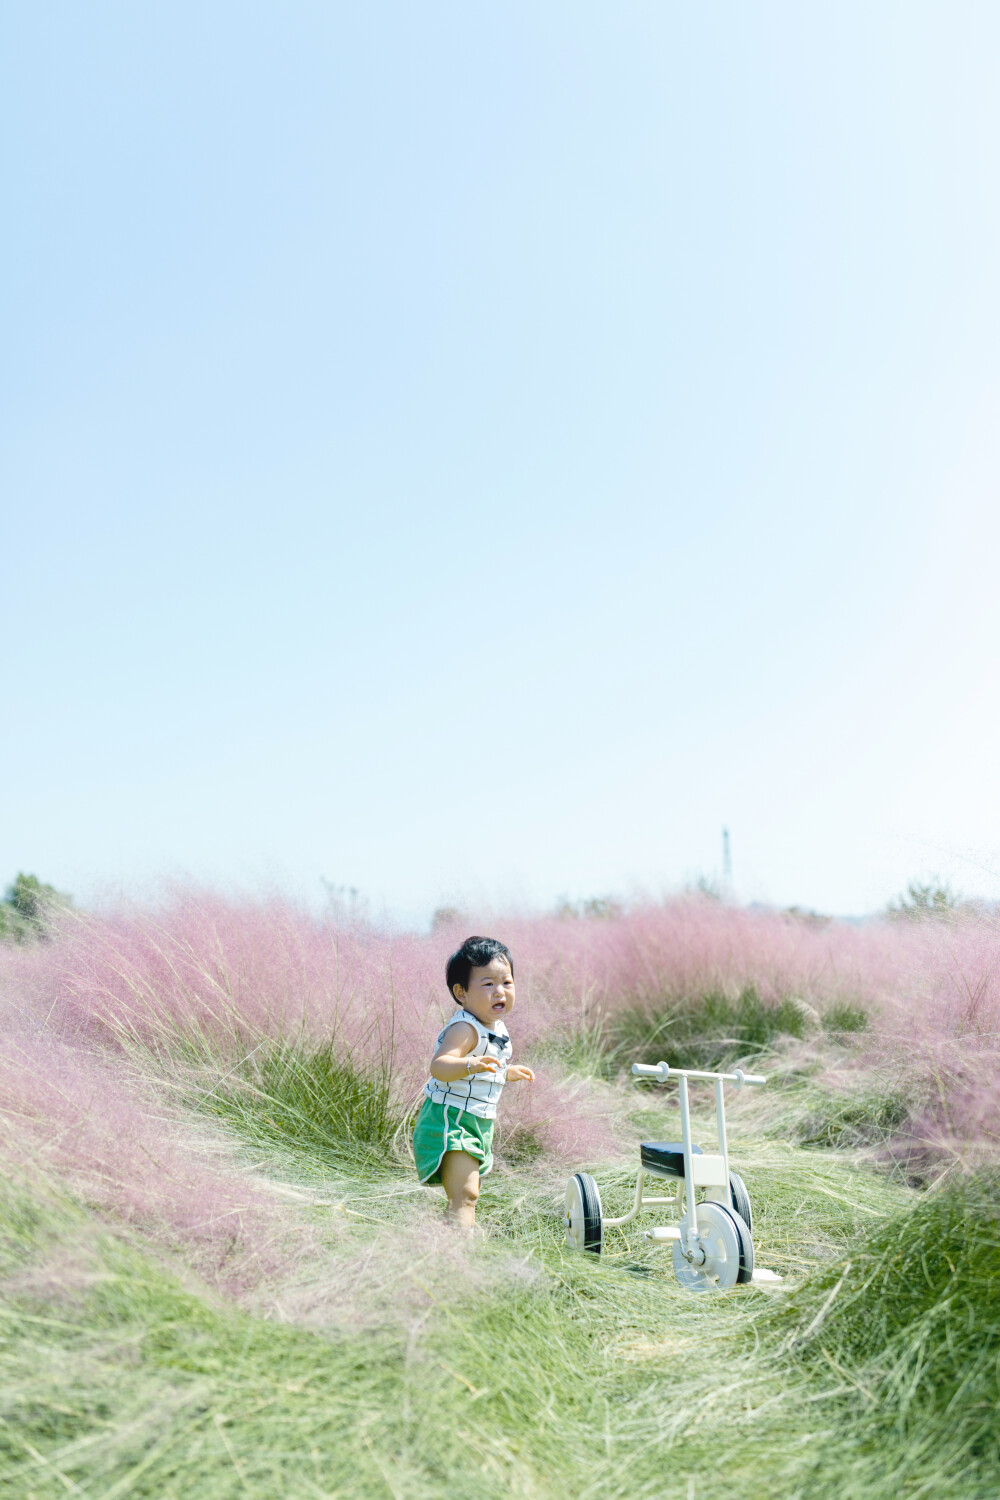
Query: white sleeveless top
424 1008 511 1120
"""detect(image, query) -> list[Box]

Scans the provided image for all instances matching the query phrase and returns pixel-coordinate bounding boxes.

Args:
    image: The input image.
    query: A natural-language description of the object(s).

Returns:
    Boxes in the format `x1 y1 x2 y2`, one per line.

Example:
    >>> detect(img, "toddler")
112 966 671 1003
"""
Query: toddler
413 935 534 1228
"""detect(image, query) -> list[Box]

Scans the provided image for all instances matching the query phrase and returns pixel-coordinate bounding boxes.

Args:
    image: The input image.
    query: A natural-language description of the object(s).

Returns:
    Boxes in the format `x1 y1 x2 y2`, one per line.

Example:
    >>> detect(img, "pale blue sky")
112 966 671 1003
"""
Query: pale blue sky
4 3 1000 924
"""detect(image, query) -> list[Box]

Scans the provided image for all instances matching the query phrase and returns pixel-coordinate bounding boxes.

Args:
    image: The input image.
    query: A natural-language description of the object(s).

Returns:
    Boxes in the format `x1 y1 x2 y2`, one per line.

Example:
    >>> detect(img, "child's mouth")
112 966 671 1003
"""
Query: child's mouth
492 1000 506 1013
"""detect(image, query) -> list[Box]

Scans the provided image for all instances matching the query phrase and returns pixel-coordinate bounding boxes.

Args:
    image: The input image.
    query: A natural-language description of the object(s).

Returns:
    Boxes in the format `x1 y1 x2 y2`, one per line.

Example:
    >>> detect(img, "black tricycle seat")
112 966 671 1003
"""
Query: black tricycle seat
640 1141 702 1178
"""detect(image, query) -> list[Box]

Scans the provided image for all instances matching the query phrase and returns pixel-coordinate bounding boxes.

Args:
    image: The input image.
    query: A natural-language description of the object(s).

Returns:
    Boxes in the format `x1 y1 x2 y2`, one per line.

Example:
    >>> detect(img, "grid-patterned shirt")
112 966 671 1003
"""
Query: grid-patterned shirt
423 1008 511 1120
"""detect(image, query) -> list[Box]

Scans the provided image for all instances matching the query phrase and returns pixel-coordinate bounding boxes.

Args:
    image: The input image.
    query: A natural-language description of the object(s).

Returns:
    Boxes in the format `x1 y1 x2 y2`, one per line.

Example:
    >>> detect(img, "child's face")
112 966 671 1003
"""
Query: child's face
453 955 515 1028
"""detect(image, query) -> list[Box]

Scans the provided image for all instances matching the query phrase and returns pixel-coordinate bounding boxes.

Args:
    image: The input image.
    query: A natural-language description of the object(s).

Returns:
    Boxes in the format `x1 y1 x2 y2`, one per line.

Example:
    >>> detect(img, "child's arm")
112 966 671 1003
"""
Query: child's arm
429 1022 500 1083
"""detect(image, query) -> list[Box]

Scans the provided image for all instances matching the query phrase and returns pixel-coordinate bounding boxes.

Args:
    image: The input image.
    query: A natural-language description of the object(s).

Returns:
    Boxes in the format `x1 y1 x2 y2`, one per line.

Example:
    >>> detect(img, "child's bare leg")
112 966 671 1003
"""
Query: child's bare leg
440 1151 480 1230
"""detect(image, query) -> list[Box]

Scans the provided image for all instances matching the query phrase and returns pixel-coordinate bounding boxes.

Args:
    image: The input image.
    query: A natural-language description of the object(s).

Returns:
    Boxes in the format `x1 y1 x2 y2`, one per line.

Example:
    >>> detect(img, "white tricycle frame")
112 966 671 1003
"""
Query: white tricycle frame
564 1061 767 1291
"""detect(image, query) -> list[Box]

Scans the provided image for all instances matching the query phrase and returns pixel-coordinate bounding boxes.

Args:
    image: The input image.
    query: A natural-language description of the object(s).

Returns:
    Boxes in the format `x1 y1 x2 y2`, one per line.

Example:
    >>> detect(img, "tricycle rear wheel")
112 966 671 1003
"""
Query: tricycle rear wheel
565 1172 603 1254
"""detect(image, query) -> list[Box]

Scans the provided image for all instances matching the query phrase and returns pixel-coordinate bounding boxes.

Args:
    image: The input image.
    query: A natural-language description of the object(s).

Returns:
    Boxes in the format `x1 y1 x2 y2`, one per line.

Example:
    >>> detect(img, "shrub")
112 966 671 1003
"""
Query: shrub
797 1089 911 1150
196 1041 400 1168
821 1001 868 1033
612 986 808 1073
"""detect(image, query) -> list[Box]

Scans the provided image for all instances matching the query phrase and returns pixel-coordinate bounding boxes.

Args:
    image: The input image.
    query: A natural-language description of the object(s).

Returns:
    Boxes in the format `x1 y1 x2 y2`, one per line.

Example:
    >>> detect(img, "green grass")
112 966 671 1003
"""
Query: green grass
796 1087 912 1152
549 987 816 1081
4 1014 995 1500
190 1040 403 1172
821 1001 868 1034
2 1074 950 1500
770 1170 1000 1497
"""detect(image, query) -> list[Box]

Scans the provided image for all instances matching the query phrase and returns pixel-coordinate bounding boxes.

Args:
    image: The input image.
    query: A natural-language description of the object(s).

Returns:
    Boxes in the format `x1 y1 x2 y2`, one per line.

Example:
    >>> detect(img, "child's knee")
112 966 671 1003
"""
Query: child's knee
459 1175 480 1207
441 1152 481 1207
449 1172 479 1210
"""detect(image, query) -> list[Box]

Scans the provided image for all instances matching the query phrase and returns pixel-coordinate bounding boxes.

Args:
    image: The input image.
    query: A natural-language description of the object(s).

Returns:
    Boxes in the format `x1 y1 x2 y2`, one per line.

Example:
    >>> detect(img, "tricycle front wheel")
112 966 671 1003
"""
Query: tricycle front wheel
729 1171 753 1234
672 1202 754 1291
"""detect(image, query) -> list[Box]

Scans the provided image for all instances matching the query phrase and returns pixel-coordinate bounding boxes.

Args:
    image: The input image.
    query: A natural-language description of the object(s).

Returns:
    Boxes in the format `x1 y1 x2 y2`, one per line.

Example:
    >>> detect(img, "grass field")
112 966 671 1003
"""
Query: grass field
2 894 1000 1497
4 1083 992 1500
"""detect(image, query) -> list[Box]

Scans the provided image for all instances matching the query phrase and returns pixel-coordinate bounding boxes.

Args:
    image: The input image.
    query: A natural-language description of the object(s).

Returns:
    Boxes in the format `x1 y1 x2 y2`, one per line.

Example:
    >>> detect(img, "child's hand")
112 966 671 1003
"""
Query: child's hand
506 1065 535 1083
466 1057 500 1075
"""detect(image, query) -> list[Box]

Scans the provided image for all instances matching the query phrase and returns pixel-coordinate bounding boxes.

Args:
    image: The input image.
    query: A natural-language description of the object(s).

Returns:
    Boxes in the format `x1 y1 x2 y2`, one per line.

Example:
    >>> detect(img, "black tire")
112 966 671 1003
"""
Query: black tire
727 1206 755 1284
729 1171 753 1235
567 1171 603 1254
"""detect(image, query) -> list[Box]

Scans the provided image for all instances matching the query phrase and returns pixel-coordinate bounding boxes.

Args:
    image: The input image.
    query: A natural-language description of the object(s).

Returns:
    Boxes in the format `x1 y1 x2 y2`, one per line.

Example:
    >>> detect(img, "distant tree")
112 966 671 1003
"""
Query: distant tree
784 905 831 929
554 895 623 921
580 896 622 920
318 878 369 924
886 879 961 922
431 906 465 932
0 872 71 944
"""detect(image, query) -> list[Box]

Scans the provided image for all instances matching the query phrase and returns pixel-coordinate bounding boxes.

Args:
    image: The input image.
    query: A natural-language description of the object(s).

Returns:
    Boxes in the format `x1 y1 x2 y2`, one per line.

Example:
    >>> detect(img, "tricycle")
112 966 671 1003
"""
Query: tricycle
564 1061 767 1291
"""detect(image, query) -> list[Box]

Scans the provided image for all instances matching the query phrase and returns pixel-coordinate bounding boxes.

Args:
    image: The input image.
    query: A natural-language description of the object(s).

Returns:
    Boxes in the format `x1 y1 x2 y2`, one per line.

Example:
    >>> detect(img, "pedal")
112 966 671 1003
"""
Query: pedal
644 1227 681 1242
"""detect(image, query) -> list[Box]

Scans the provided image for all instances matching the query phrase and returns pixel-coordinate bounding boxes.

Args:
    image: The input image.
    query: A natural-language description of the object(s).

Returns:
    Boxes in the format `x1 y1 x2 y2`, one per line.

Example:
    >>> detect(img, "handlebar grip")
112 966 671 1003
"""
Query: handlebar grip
737 1072 767 1087
631 1062 668 1078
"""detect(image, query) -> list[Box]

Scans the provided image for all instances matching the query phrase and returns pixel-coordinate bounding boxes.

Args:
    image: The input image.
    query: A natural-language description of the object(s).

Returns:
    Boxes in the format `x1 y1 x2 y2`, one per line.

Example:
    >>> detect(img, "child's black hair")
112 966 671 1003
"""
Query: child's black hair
446 936 514 999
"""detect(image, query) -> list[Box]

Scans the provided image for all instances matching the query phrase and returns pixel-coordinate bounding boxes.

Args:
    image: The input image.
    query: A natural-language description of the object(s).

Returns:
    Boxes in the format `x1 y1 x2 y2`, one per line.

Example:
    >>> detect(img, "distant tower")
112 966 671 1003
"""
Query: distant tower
722 827 732 891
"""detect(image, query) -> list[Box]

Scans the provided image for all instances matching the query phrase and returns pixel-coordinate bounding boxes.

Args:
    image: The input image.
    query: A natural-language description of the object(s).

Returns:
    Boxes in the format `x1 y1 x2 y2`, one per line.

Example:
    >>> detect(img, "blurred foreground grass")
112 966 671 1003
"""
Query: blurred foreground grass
8 1079 996 1500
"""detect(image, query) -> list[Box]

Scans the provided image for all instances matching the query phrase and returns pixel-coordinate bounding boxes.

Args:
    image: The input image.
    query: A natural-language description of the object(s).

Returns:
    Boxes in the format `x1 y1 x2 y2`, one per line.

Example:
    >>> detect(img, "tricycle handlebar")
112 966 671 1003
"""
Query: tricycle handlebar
631 1062 767 1088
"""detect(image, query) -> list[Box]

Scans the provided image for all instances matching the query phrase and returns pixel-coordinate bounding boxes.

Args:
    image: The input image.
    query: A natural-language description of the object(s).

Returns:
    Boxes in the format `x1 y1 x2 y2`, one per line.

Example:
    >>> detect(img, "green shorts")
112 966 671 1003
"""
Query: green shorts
413 1098 495 1185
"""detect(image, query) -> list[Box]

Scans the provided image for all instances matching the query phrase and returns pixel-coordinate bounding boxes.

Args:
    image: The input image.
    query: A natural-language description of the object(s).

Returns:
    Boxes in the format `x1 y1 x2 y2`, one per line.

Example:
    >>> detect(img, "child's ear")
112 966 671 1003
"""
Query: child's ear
452 982 466 1002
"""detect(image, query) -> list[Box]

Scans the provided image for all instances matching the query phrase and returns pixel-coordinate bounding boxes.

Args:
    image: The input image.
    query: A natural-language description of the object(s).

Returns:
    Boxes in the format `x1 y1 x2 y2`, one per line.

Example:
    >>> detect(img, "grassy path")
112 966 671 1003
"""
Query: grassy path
1 1085 930 1500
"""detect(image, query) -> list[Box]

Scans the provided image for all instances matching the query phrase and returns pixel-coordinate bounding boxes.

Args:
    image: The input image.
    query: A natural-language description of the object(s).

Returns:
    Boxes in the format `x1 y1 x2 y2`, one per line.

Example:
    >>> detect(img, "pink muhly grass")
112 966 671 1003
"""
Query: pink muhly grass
775 911 1000 1175
498 901 913 1031
853 915 1000 1174
0 890 627 1188
493 1068 626 1166
9 887 1000 1176
0 1009 324 1296
10 890 905 1060
888 1046 1000 1181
